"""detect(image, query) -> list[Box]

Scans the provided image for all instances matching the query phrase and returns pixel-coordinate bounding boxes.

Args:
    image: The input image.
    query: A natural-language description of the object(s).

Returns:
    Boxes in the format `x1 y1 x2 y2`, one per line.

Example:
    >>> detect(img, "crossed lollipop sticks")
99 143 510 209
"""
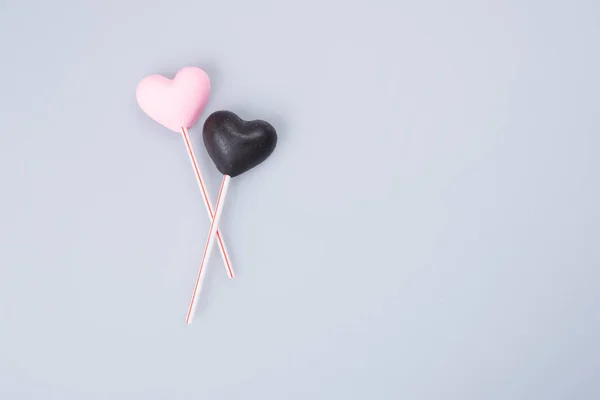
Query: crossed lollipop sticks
137 67 277 324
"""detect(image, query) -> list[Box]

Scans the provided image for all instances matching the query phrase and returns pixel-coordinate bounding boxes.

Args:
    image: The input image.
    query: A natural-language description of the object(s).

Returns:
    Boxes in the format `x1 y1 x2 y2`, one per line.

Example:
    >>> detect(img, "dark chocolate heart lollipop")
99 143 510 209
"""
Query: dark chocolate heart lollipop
186 110 278 324
203 110 277 178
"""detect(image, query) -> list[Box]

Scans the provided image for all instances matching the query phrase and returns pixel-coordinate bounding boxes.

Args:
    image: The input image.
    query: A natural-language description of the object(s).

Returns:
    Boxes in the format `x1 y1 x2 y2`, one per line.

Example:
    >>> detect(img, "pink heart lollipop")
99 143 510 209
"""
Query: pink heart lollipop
136 66 210 132
136 67 234 279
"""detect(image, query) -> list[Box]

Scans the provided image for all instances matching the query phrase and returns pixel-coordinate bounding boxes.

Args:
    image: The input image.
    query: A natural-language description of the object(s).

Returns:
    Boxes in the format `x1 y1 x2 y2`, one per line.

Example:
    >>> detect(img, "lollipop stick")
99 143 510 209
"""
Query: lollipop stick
181 127 235 279
185 175 231 324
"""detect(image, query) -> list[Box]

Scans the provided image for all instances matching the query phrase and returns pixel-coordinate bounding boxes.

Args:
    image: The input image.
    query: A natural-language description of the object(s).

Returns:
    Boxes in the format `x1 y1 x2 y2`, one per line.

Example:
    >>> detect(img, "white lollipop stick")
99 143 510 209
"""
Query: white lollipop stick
181 127 235 279
185 175 231 324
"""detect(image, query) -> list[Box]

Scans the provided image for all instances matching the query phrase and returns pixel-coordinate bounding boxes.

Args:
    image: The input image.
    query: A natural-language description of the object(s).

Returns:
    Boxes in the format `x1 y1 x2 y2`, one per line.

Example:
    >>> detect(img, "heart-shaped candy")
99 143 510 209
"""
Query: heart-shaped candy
136 67 210 132
203 111 277 177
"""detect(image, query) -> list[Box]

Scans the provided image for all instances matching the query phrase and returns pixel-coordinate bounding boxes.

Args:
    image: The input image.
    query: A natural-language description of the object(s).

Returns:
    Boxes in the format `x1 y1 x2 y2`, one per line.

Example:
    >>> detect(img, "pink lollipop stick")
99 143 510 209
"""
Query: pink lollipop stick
186 175 231 324
181 127 234 279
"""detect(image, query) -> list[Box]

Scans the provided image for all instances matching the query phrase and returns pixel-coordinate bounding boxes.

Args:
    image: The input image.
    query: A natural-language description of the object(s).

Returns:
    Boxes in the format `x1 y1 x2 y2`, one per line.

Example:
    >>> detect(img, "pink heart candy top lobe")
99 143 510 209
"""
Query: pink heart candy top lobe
136 67 211 133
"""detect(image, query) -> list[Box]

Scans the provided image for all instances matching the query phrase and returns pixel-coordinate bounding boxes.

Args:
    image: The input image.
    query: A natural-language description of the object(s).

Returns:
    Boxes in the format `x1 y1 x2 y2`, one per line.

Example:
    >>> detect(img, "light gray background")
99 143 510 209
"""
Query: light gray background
0 0 598 398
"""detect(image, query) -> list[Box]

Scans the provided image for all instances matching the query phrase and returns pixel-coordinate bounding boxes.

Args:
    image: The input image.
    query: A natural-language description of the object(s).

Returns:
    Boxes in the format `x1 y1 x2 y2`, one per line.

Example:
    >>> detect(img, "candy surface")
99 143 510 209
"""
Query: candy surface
203 111 277 177
136 67 210 132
